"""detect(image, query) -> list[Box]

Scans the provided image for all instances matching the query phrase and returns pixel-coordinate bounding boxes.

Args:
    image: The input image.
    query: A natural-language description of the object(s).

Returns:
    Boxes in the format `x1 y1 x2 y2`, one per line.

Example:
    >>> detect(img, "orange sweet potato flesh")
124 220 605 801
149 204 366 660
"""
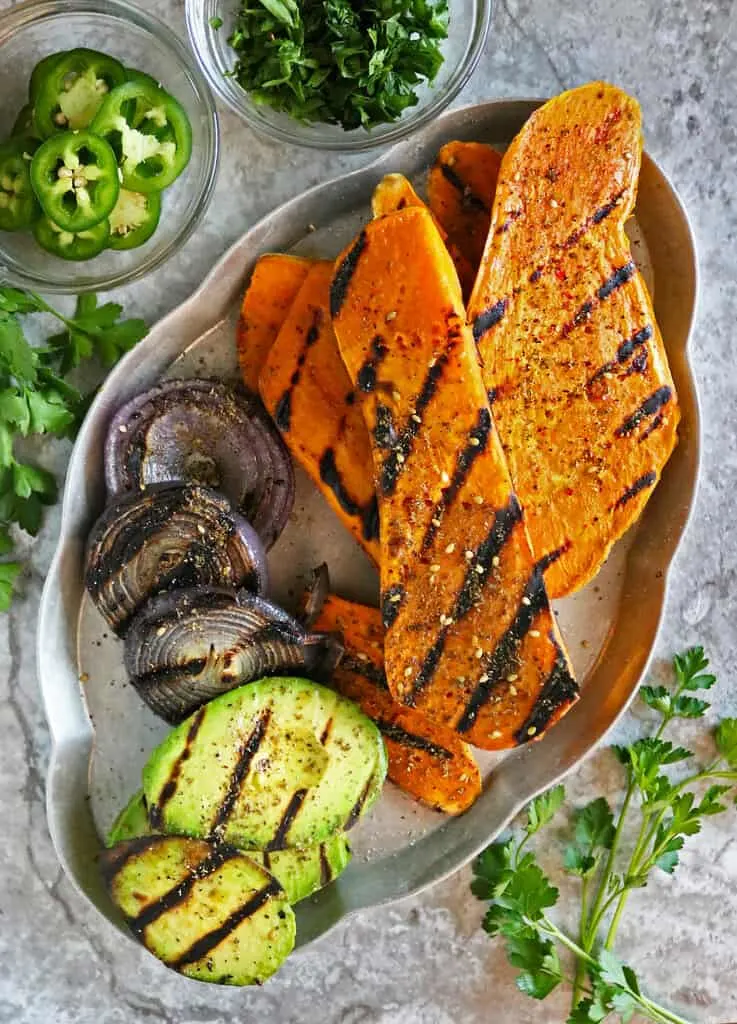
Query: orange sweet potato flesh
467 83 680 598
313 594 481 814
427 141 501 293
237 253 312 391
330 206 578 750
372 173 475 297
259 262 380 562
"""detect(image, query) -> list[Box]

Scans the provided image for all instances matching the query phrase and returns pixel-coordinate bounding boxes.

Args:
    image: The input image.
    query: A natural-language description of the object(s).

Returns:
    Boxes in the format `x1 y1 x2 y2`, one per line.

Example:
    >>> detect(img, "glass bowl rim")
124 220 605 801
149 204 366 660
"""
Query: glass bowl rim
0 0 220 294
185 0 494 153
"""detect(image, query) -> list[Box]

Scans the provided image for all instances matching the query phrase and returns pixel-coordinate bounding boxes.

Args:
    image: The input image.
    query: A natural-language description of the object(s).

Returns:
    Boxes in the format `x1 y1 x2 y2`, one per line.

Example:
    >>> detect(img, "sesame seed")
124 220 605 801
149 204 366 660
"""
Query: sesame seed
157 626 167 636
457 675 466 683
475 647 484 659
465 550 474 560
509 685 517 695
527 725 537 736
430 564 440 573
445 542 455 554
385 310 397 322
441 471 450 484
491 730 502 739
357 652 369 661
492 555 500 567
118 424 127 433
469 436 480 446
392 390 401 402
507 673 518 682
389 593 402 602
431 517 441 527
411 413 421 423
530 629 541 638
521 596 531 606
474 495 484 505
474 563 485 575
479 673 489 683
396 452 405 464
550 198 558 208
404 666 413 677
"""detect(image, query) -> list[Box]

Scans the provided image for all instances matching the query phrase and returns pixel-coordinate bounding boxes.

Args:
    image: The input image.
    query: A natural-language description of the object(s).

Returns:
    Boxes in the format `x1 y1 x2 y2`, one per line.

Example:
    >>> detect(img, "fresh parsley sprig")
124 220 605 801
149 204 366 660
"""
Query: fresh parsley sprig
472 647 736 1024
0 286 147 609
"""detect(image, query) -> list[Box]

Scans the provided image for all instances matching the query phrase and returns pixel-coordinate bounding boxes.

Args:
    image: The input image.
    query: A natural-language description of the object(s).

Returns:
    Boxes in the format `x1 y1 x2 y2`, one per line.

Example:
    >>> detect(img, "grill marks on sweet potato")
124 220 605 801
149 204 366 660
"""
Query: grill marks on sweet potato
237 254 312 391
313 595 481 813
428 141 502 296
259 262 380 562
467 82 680 598
331 206 577 749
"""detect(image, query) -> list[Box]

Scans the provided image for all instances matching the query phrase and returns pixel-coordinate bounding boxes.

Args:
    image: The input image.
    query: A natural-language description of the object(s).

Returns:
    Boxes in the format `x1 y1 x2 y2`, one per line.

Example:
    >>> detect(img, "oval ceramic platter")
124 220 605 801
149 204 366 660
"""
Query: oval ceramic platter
37 99 699 953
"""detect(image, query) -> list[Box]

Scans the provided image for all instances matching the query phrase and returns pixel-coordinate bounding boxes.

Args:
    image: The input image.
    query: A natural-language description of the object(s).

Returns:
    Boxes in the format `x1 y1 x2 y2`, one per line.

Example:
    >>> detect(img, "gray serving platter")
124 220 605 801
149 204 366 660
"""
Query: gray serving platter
37 99 699 959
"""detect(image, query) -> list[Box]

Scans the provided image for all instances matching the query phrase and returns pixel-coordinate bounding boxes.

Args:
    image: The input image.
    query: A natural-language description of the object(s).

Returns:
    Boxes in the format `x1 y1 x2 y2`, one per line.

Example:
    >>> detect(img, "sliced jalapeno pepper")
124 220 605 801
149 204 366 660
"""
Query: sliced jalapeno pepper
91 80 192 193
108 188 161 249
31 129 119 232
124 69 162 91
29 51 66 105
12 105 38 139
35 48 127 137
0 138 40 232
33 214 109 260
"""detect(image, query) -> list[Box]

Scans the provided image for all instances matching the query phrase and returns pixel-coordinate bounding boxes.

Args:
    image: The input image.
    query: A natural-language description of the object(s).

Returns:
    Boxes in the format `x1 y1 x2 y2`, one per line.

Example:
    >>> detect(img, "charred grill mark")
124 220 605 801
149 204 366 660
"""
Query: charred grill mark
340 654 389 690
639 412 664 442
537 540 571 573
102 834 168 885
597 260 636 300
319 844 332 886
357 335 388 393
128 845 240 937
561 300 593 337
374 404 397 449
592 189 626 224
529 268 543 283
422 408 493 551
381 584 406 629
262 851 271 871
472 299 508 343
615 386 672 437
209 709 271 835
513 645 578 744
344 775 374 830
456 560 552 734
408 496 523 701
320 448 361 521
169 879 283 970
265 789 308 851
377 720 453 759
380 353 449 496
361 495 380 542
149 707 207 828
319 717 334 745
612 471 657 510
439 162 490 213
487 387 498 406
588 325 654 389
272 309 322 432
495 209 521 233
331 230 367 318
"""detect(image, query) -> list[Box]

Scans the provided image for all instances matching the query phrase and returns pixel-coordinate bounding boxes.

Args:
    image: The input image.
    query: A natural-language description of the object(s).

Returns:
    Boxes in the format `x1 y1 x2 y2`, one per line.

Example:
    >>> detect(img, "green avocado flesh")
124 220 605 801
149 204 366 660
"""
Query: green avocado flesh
105 790 352 904
142 677 388 851
103 835 295 986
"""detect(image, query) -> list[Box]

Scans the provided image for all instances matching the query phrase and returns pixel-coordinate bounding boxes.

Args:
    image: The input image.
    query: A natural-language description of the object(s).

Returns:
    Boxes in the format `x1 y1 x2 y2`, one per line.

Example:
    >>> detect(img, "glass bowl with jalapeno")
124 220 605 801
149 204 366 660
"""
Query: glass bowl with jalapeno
0 0 218 292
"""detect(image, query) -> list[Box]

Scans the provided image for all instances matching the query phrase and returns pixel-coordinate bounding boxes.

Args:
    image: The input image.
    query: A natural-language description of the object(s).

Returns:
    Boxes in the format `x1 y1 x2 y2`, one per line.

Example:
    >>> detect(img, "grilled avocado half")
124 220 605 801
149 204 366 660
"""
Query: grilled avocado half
142 677 387 851
106 789 353 904
103 835 295 985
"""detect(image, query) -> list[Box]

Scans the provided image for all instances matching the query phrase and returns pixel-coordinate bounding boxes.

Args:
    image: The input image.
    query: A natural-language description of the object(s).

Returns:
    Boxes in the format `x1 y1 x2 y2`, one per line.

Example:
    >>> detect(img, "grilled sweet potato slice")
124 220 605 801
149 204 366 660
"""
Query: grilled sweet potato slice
372 173 474 296
237 254 312 391
313 594 481 814
427 140 501 289
259 262 380 562
467 83 680 597
331 206 578 750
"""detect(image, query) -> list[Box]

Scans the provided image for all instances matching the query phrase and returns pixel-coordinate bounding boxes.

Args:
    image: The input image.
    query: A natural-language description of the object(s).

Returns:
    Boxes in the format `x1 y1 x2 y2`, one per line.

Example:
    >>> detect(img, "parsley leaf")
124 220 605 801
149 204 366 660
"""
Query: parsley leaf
526 784 566 835
0 560 22 611
564 797 615 877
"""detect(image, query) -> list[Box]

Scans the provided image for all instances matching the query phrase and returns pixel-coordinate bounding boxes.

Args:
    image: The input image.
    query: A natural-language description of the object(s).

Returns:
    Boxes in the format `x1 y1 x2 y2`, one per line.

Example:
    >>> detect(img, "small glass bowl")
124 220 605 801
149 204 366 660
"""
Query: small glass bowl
0 0 219 293
186 0 493 152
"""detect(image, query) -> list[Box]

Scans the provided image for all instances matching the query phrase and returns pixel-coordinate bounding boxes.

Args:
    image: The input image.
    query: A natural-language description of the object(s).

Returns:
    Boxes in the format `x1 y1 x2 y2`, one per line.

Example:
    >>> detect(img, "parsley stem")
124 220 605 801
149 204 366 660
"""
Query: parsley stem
583 777 635 948
571 875 590 1007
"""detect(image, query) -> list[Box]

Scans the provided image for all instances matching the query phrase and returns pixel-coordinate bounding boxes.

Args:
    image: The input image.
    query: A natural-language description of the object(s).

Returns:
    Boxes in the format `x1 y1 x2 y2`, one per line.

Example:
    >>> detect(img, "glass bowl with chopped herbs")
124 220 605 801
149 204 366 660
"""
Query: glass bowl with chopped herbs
0 0 218 293
186 0 493 150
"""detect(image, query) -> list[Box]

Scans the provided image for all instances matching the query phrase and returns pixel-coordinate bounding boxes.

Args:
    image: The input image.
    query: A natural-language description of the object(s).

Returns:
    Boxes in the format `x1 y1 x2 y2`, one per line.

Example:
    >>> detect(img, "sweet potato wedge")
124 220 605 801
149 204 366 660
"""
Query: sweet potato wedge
237 253 312 391
259 262 380 562
372 173 475 296
313 594 481 814
467 83 679 597
427 141 501 288
330 206 578 750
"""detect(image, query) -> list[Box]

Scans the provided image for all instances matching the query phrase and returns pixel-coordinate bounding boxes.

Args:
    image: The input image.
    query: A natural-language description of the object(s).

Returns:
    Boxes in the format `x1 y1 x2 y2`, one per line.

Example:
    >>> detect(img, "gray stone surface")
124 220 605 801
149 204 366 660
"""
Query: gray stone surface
1 0 736 1021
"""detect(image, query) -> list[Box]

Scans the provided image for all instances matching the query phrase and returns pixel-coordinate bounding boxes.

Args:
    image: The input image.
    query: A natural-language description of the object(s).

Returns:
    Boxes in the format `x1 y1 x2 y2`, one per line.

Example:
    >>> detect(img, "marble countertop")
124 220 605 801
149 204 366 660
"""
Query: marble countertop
2 0 736 1021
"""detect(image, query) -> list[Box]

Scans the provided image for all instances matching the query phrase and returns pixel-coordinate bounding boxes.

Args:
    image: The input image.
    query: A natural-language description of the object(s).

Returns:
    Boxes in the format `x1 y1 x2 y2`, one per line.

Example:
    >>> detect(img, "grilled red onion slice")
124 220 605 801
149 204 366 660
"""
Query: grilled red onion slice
104 378 295 549
85 483 268 636
124 586 344 723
